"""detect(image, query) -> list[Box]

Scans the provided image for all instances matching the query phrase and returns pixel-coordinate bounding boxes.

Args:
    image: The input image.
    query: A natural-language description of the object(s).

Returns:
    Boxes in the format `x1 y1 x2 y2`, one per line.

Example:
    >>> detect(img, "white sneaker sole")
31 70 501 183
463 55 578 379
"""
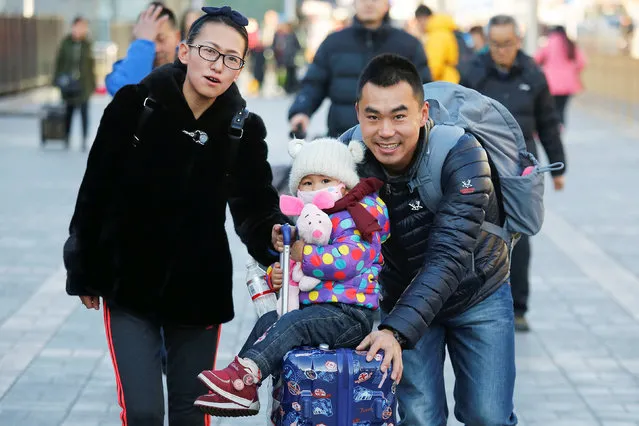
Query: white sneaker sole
194 398 260 417
197 373 258 408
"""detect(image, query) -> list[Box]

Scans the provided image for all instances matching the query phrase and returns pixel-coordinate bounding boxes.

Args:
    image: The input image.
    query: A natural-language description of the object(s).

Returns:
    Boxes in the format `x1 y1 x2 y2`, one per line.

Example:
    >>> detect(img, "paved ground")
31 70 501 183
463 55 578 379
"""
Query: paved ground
0 88 638 426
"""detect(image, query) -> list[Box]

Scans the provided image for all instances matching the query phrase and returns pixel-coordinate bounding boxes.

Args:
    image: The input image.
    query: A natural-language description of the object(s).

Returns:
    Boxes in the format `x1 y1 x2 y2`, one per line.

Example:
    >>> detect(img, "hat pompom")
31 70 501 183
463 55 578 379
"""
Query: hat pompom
288 138 305 159
348 140 365 163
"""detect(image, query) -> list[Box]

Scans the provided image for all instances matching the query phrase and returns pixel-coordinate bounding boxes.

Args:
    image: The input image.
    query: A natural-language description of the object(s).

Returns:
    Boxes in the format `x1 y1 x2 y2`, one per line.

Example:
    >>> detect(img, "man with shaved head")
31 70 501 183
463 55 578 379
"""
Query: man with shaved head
345 53 518 426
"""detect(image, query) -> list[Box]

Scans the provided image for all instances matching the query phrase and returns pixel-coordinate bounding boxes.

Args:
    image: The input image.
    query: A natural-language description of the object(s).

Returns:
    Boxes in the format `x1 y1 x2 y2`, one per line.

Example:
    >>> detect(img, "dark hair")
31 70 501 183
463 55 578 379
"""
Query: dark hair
551 25 576 61
147 1 177 28
186 14 249 57
357 54 424 104
486 14 521 37
469 25 484 35
415 5 433 18
72 16 86 25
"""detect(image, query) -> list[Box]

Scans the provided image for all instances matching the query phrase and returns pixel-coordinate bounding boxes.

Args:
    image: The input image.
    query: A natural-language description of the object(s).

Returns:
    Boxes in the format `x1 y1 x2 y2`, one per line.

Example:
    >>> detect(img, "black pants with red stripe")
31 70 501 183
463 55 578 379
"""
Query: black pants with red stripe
104 301 220 426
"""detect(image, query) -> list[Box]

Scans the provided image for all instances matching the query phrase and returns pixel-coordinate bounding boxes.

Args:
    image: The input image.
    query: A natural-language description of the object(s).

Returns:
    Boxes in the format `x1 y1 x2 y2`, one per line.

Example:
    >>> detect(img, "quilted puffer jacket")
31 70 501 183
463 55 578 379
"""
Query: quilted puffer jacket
356 129 510 348
288 15 431 137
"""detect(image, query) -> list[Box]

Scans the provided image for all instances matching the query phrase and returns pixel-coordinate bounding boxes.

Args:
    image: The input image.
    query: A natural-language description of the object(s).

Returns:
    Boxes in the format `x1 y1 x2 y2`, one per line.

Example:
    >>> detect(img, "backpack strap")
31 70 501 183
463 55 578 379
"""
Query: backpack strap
481 221 514 246
133 96 158 147
408 124 464 214
224 107 249 182
228 107 249 140
132 94 249 151
415 124 518 247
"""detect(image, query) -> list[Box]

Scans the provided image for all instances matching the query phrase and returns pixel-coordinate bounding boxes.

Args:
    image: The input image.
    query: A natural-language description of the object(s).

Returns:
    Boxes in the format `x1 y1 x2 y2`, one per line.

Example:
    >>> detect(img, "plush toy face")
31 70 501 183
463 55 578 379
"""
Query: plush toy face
295 203 332 246
280 190 336 247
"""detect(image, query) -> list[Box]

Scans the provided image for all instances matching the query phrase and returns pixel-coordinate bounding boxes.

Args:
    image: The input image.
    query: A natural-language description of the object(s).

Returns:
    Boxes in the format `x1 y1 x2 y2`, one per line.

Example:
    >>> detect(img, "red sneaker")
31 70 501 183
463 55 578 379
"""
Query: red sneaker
197 356 261 417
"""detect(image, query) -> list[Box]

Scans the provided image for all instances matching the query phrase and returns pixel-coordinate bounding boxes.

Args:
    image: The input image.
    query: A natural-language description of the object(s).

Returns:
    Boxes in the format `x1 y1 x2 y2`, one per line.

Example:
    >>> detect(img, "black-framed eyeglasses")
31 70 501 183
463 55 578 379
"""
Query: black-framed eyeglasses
188 44 245 70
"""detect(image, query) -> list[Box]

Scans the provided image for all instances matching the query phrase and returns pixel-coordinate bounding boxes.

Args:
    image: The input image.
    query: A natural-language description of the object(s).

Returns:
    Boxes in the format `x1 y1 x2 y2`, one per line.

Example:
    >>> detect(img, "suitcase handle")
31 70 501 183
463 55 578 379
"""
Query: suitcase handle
281 223 292 245
279 223 292 317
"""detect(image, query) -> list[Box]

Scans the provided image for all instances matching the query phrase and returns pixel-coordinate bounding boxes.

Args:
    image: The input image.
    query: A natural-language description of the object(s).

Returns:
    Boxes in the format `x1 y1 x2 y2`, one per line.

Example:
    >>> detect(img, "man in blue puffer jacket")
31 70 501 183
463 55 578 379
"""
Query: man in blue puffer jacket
351 54 517 426
106 2 180 96
288 0 431 138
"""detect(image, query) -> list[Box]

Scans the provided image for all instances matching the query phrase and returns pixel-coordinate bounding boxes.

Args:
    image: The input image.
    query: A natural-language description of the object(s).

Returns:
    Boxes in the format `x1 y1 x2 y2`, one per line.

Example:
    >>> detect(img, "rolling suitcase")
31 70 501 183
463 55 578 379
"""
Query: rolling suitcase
271 346 397 425
40 104 69 147
270 225 397 426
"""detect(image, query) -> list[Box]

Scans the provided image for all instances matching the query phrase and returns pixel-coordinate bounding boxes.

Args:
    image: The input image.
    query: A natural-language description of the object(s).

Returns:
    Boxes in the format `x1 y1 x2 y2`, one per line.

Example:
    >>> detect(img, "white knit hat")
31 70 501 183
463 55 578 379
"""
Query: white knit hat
288 137 365 195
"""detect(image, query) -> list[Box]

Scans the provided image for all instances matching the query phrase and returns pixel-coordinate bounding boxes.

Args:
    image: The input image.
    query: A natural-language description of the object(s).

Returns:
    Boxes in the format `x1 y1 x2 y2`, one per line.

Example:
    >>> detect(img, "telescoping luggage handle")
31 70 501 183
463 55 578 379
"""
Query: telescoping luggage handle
279 223 292 317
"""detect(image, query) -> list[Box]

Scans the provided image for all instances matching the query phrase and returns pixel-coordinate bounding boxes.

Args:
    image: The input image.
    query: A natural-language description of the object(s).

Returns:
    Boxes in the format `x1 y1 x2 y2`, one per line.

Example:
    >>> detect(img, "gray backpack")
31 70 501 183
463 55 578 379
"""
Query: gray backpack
341 81 564 246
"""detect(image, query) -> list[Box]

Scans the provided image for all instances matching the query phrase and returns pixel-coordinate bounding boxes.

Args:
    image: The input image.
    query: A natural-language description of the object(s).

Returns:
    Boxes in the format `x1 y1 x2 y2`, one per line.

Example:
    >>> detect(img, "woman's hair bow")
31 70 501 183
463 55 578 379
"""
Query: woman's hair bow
201 6 249 27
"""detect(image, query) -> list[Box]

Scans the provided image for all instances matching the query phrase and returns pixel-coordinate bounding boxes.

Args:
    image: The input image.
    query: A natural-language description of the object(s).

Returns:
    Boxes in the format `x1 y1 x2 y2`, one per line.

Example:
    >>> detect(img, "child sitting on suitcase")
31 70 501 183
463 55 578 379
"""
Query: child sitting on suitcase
194 137 390 417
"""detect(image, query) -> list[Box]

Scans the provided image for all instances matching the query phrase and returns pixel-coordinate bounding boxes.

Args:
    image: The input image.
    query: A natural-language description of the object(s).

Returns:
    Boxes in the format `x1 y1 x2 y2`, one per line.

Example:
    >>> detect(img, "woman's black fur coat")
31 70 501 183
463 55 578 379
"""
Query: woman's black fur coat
64 62 287 326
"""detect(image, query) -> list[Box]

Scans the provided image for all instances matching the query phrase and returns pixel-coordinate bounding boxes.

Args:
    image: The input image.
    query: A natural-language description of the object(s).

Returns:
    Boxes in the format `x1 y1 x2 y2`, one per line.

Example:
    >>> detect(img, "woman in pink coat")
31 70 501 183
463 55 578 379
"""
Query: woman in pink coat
535 26 586 126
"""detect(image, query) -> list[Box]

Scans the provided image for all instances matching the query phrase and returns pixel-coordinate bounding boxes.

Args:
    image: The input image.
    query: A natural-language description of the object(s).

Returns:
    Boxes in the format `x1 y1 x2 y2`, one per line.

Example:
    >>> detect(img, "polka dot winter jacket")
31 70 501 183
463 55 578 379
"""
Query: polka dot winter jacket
269 193 390 310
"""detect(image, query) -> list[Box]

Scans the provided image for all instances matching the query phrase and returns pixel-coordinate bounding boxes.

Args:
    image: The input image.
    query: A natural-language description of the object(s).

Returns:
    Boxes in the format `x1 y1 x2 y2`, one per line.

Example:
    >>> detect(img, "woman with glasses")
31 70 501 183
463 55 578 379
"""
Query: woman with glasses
62 7 288 426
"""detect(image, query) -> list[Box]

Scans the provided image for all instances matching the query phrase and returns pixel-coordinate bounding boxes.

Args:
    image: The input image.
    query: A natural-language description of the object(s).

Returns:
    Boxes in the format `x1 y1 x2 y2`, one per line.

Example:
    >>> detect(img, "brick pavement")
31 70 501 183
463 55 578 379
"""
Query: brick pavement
0 92 638 426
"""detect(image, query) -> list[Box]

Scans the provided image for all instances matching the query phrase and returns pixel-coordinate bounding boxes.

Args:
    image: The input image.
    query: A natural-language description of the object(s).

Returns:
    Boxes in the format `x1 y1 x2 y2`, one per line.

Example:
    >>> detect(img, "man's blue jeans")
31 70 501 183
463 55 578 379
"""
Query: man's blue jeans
392 283 518 426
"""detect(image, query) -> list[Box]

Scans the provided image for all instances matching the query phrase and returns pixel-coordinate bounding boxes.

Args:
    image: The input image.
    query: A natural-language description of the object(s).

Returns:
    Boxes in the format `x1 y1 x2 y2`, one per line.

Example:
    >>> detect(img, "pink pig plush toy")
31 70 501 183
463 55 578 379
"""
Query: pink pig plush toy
278 191 335 313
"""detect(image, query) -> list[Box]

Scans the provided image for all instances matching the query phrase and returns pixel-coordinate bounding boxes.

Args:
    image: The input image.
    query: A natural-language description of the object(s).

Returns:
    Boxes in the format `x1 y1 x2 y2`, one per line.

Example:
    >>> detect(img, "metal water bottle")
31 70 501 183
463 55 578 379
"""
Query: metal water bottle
245 258 277 317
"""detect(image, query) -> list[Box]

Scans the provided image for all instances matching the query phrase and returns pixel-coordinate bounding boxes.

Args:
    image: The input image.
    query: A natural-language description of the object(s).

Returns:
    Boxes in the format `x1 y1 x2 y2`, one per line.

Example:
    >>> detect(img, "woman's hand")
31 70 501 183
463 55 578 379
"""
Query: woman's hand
79 295 100 310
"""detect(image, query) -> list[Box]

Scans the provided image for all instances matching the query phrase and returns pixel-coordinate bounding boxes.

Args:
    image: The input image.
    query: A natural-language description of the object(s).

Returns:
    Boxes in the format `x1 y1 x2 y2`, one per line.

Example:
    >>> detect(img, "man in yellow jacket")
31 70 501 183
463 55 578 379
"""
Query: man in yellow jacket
415 5 460 83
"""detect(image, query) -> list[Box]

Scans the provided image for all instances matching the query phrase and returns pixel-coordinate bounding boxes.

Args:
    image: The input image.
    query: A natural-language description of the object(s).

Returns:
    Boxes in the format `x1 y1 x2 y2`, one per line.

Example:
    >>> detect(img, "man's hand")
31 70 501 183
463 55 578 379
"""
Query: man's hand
79 295 100 310
271 224 296 253
133 4 168 41
270 263 283 291
553 175 565 191
289 114 310 137
356 329 403 383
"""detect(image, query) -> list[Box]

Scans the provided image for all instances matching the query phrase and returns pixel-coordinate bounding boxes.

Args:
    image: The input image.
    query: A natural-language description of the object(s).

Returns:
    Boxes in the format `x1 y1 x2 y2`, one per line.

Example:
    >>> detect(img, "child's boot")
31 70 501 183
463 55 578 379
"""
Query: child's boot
195 356 261 417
